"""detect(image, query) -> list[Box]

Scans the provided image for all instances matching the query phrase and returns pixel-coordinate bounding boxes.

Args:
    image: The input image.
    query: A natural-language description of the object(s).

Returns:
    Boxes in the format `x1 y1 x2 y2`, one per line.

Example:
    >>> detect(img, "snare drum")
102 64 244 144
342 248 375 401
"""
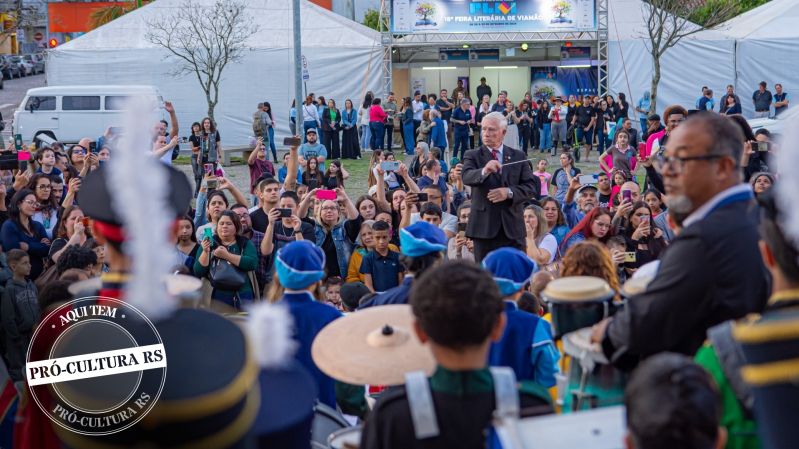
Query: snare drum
328 425 363 449
312 403 351 446
542 277 616 340
620 276 653 300
560 328 629 412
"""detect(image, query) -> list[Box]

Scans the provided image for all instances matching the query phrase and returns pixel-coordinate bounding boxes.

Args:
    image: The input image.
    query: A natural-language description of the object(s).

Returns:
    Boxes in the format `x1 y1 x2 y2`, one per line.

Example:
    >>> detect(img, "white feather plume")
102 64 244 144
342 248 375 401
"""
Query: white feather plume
105 99 176 321
244 303 298 369
775 113 799 247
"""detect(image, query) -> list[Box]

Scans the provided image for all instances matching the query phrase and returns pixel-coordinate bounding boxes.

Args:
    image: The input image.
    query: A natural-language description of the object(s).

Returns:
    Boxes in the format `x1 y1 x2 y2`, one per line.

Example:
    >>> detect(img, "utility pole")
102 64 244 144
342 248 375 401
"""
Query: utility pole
293 0 303 136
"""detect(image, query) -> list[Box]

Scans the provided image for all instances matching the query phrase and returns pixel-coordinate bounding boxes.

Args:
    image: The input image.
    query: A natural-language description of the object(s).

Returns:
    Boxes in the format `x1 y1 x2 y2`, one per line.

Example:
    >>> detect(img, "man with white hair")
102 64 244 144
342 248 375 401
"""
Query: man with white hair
461 112 538 263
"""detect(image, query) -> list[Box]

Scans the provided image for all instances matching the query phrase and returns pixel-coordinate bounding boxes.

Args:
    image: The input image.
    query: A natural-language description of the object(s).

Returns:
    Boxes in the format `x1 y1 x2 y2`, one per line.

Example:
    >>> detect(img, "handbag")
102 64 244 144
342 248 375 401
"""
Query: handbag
208 236 247 291
34 262 59 291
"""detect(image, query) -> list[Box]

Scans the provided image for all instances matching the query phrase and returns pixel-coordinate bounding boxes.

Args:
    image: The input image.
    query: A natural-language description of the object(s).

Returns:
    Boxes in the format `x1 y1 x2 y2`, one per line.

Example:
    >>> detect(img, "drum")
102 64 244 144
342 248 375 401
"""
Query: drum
312 403 351 446
328 426 363 449
487 405 626 449
541 277 616 340
560 327 629 412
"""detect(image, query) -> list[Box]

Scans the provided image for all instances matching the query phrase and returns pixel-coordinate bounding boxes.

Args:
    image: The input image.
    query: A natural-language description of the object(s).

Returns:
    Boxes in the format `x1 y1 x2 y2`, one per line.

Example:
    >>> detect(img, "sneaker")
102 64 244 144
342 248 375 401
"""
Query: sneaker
357 156 362 159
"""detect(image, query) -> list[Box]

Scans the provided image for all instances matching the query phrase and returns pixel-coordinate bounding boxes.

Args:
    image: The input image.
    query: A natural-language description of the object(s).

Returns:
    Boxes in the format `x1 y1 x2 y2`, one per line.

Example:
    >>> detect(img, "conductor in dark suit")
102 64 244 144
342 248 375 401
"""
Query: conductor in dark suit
461 112 539 263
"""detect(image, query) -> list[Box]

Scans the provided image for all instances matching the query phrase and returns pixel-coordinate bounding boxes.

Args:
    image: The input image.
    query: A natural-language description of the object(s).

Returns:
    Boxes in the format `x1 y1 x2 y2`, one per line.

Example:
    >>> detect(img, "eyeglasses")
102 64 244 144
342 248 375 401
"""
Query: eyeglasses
21 199 39 207
37 185 52 190
593 220 612 230
655 154 724 175
72 148 86 155
320 206 339 212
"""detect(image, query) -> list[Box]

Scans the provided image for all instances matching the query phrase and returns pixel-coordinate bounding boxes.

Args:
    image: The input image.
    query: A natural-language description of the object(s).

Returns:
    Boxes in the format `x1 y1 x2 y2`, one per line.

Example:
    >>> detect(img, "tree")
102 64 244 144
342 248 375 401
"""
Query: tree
144 0 258 125
690 0 771 27
0 0 47 50
641 0 741 114
362 8 380 31
87 0 146 31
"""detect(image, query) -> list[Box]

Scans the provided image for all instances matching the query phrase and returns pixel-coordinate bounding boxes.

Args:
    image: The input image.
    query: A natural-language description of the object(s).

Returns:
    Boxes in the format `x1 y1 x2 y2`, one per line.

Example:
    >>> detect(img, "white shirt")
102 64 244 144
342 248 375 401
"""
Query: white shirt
410 211 458 235
548 105 568 122
412 100 424 121
302 104 319 123
481 143 504 177
538 234 558 263
682 183 754 229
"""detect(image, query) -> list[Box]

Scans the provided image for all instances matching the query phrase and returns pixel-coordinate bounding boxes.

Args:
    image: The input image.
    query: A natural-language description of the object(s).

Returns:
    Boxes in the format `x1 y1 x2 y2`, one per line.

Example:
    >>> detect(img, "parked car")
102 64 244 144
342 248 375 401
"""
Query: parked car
0 54 21 79
12 85 169 144
23 54 45 74
13 55 34 76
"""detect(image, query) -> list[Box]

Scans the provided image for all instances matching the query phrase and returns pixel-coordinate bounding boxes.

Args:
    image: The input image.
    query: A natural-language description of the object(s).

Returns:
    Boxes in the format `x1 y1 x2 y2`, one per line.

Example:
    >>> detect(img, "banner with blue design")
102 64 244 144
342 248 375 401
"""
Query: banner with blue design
392 0 597 33
530 67 598 103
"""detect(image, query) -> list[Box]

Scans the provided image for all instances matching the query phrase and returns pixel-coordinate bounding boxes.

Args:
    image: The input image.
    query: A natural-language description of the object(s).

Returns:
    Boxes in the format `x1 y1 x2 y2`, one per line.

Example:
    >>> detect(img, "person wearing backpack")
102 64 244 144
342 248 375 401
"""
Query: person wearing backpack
253 103 272 156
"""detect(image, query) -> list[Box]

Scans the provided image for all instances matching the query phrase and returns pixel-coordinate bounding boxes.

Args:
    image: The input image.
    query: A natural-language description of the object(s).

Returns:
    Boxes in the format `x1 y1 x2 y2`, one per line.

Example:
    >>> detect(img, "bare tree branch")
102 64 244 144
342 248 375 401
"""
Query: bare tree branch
144 0 258 124
0 0 48 49
639 0 741 114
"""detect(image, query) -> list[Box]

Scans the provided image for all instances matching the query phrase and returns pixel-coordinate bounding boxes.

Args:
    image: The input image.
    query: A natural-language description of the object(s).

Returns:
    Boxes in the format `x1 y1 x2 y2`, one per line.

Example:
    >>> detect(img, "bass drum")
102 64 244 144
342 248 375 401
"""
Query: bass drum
312 402 350 447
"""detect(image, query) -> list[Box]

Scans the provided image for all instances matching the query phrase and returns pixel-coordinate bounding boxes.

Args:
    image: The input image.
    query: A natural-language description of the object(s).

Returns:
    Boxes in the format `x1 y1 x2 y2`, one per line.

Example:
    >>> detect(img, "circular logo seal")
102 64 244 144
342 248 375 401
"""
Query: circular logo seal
27 297 167 436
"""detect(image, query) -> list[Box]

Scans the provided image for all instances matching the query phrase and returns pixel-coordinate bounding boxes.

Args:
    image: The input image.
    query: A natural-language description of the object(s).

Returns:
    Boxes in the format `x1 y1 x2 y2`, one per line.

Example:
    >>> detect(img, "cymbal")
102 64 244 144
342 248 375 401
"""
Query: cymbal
312 305 436 386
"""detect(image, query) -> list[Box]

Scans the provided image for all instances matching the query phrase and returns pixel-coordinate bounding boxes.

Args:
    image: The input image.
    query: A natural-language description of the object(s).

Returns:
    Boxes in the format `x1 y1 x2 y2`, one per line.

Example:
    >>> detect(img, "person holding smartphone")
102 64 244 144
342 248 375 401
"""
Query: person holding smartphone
619 201 666 276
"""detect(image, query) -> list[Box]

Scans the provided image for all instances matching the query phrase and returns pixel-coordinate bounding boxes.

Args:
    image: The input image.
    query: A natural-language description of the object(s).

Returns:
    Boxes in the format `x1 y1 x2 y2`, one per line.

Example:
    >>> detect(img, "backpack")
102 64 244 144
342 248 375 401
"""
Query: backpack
253 111 266 135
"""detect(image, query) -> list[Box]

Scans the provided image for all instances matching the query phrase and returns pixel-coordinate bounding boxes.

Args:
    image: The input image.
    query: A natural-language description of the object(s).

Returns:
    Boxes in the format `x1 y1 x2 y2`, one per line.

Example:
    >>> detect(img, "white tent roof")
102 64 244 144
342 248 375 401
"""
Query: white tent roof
607 0 729 41
57 0 379 50
719 0 798 39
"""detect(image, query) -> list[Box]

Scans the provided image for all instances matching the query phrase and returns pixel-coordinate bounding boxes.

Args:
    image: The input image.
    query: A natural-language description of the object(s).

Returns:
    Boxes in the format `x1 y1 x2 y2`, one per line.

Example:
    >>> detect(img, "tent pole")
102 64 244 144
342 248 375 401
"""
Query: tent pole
293 0 304 135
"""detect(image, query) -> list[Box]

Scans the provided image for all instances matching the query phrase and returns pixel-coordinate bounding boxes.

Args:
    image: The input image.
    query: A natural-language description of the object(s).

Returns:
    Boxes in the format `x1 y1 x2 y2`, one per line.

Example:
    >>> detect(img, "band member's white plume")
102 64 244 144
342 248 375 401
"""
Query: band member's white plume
244 303 297 369
105 99 176 320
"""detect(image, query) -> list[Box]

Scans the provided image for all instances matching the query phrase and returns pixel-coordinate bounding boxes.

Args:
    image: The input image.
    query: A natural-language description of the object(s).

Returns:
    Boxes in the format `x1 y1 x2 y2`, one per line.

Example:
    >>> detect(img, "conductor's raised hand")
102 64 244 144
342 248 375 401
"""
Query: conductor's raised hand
484 159 501 175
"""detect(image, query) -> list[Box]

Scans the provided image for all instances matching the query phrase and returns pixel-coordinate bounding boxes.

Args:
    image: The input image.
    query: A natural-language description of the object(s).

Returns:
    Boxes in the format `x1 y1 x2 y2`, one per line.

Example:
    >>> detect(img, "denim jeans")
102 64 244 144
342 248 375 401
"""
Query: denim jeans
190 154 202 195
361 125 372 150
403 122 415 153
639 118 647 133
267 127 277 160
370 122 385 150
542 124 552 153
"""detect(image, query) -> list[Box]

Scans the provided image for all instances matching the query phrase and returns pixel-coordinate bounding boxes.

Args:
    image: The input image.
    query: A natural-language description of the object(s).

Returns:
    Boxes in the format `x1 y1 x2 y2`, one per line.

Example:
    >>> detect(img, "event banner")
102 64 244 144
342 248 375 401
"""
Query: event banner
392 0 596 34
530 66 597 103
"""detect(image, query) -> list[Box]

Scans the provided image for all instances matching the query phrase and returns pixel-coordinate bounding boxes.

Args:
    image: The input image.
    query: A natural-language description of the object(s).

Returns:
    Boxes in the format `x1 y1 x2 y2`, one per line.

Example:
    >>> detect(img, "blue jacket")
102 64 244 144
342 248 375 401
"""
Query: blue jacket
562 202 585 229
278 166 303 184
489 301 560 387
342 109 358 128
314 220 354 278
428 117 447 149
279 292 342 408
549 225 571 248
1 220 50 279
358 276 413 309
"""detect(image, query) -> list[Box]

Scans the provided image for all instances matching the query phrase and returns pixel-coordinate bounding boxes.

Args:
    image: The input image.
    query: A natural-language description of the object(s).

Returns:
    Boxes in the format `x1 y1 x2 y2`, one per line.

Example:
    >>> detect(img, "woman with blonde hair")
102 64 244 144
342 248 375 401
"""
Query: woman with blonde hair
524 205 557 264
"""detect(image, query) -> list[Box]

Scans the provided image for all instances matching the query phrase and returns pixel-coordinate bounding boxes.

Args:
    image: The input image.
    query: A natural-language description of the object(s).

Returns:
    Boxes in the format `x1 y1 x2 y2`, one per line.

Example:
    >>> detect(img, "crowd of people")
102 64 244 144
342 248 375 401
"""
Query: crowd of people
0 82 791 449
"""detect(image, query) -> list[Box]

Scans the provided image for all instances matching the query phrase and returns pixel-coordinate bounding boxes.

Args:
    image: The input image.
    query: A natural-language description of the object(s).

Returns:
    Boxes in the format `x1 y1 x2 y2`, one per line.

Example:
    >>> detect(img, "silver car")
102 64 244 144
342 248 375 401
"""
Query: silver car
22 54 44 75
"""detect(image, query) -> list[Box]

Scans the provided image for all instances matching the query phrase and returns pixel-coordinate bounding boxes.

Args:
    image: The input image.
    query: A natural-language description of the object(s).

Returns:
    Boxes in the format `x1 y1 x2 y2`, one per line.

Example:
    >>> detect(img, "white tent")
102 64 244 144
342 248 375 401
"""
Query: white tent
606 0 736 122
719 0 799 117
47 0 383 145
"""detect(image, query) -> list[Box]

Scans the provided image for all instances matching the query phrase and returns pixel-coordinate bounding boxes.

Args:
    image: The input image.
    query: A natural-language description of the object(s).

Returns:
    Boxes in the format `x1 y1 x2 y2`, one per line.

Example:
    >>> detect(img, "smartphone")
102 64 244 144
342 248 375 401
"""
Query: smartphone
78 217 90 226
19 160 27 173
457 221 467 238
622 189 632 203
381 161 400 172
756 141 771 152
89 142 97 153
204 163 213 173
18 151 30 161
641 215 650 227
623 252 637 263
277 208 293 218
308 179 318 190
204 179 218 189
638 142 646 157
317 190 336 201
577 174 598 185
416 192 428 202
109 127 123 135
203 227 213 241
14 134 23 151
283 137 302 146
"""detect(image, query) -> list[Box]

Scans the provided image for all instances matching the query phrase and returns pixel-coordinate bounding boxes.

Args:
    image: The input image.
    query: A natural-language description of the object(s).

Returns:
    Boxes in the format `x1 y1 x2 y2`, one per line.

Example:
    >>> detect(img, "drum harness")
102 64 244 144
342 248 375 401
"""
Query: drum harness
404 366 520 439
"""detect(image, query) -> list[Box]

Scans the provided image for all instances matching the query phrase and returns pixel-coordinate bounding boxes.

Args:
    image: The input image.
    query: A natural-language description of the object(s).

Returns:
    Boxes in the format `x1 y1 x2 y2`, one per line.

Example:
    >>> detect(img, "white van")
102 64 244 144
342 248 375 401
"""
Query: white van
12 85 169 144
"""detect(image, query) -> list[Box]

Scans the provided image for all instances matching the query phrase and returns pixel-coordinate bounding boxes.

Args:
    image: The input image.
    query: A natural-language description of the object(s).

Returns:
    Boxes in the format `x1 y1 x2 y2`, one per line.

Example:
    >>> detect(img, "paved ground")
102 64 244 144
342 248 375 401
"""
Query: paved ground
0 72 46 145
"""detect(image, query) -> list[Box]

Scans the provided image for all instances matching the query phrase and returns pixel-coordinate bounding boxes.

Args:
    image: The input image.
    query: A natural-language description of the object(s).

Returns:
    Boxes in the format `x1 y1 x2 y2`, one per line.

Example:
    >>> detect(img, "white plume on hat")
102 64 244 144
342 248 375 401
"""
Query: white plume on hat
244 303 298 369
105 98 177 321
